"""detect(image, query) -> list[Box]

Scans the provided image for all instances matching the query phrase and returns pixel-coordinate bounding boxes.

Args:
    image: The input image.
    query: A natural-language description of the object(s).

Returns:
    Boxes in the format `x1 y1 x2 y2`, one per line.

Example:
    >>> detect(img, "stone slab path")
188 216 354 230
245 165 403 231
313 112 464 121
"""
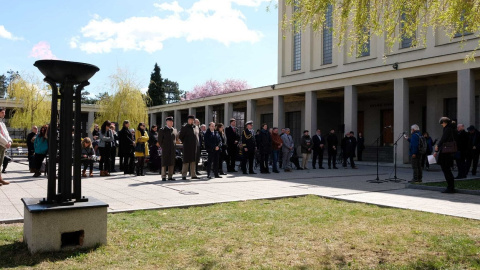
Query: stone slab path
1 159 479 223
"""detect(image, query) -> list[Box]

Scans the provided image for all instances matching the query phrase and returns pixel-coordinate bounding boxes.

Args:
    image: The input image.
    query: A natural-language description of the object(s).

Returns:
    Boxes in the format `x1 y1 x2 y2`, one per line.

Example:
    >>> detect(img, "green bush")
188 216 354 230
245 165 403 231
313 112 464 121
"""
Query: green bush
11 143 27 148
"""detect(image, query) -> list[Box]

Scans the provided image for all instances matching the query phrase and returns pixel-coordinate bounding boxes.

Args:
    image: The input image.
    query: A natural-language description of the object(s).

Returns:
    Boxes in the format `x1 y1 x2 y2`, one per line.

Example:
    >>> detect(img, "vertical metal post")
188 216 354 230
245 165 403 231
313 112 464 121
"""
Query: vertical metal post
60 81 74 202
74 82 88 201
45 78 58 203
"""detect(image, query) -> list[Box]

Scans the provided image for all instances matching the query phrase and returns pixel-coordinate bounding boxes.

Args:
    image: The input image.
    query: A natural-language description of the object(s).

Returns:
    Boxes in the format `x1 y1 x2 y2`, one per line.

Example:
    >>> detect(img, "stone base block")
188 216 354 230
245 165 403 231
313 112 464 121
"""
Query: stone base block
22 197 108 254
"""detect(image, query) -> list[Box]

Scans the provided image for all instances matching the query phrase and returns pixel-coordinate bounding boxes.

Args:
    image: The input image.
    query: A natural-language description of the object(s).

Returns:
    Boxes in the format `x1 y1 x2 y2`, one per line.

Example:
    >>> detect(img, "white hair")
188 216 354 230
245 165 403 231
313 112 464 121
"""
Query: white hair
411 124 420 131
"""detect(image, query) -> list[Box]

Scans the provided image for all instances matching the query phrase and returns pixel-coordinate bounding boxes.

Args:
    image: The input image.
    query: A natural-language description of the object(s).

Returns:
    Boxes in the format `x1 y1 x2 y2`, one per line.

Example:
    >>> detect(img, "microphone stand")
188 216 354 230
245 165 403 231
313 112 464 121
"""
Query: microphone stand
367 131 386 183
385 133 407 182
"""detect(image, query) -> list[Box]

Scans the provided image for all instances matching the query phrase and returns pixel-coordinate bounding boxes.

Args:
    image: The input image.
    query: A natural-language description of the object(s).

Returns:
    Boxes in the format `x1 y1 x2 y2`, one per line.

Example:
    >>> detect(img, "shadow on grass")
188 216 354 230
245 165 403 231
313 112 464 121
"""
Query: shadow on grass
0 241 100 268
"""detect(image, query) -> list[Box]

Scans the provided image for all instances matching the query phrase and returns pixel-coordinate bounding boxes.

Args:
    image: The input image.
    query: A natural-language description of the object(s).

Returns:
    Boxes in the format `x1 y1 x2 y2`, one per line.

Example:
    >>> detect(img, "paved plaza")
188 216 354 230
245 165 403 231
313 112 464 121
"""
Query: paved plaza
1 159 479 223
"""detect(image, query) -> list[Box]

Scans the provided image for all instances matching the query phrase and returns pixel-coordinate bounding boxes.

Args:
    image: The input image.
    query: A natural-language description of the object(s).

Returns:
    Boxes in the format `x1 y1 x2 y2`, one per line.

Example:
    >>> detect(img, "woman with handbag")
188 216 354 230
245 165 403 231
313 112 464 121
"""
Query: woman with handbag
135 123 149 176
434 117 458 193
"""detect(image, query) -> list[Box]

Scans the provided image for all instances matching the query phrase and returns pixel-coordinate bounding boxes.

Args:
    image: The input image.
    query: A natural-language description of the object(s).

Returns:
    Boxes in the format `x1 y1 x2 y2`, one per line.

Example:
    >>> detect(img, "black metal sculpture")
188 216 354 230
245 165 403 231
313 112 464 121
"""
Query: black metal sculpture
34 60 99 205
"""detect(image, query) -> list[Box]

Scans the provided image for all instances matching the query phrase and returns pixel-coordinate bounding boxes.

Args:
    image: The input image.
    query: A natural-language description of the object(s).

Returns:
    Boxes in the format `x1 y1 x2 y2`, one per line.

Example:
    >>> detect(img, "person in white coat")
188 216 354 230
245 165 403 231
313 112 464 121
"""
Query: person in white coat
0 108 12 186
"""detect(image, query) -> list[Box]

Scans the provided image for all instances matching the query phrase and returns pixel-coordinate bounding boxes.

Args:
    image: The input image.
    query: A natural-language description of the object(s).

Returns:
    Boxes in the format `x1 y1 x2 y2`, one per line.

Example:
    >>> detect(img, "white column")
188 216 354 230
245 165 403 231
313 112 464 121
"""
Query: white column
394 78 410 164
344 85 358 134
150 113 157 127
305 91 317 133
273 96 285 129
205 105 213 124
174 110 182 130
224 102 233 125
246 99 257 127
457 69 475 126
188 107 196 117
161 111 167 126
87 111 95 137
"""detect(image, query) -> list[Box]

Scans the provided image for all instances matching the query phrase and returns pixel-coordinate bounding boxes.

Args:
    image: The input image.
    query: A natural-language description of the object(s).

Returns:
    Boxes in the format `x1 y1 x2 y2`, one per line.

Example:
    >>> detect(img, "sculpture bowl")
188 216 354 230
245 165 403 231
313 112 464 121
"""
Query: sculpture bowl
34 60 99 84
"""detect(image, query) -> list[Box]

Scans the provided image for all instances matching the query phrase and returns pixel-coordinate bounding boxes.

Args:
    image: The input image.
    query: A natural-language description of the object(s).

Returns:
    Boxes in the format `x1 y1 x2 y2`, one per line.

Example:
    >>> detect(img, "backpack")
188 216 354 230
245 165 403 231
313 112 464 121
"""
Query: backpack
415 133 427 155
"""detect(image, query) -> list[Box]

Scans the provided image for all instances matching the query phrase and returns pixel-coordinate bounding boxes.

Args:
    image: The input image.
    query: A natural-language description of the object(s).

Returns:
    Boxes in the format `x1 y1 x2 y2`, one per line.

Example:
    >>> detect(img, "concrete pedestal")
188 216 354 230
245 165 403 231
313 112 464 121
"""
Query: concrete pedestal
22 197 108 254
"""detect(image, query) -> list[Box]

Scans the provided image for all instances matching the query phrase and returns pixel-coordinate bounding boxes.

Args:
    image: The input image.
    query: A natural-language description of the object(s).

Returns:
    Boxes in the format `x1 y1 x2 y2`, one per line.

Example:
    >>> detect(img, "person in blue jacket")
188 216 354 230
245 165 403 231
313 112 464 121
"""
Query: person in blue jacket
33 125 49 177
406 124 423 183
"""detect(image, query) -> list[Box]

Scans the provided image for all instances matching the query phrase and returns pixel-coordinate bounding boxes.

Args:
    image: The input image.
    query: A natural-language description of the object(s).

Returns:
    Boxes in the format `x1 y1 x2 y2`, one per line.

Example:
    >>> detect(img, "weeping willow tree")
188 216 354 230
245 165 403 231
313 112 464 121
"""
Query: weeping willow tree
7 73 51 130
283 0 480 61
94 69 150 129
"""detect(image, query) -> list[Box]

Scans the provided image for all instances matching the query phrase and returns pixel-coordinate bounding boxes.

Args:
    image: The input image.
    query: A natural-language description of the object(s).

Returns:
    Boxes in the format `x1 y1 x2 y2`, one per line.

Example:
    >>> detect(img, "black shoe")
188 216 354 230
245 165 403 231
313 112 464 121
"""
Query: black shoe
207 176 212 179
319 167 325 169
182 176 186 180
441 188 456 193
191 176 200 180
169 178 175 181
408 179 418 183
219 172 227 175
249 171 257 174
243 172 248 175
273 170 280 173
162 178 167 181
215 175 222 178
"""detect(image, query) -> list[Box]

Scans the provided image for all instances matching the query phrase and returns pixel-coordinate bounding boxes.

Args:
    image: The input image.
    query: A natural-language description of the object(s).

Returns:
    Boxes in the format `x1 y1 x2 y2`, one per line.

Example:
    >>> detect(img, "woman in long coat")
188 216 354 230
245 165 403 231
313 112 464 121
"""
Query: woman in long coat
158 117 177 181
434 117 458 193
135 123 149 176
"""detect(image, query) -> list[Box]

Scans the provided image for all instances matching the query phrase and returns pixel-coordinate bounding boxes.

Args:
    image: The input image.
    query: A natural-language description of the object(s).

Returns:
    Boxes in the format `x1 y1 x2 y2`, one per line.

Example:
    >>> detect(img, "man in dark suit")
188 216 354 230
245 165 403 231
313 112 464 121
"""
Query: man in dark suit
225 118 240 172
326 129 338 169
312 129 325 169
241 120 256 174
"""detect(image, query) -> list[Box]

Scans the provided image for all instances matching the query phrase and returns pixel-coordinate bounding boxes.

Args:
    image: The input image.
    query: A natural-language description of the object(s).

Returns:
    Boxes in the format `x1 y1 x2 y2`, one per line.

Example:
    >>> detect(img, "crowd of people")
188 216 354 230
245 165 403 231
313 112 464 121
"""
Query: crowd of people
405 117 480 193
0 106 477 195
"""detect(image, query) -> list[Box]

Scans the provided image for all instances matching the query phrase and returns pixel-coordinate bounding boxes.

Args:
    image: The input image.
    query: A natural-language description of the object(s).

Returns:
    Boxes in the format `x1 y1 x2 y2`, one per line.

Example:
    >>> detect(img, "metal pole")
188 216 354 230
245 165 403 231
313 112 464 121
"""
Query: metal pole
74 82 89 201
44 78 58 203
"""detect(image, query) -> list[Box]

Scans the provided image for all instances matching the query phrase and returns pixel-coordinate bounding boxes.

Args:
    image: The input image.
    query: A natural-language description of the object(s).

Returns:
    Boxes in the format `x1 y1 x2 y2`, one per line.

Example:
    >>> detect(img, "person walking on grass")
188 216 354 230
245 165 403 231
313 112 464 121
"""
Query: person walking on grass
81 137 95 177
32 125 48 178
300 130 312 170
179 115 199 180
159 116 177 181
135 123 149 176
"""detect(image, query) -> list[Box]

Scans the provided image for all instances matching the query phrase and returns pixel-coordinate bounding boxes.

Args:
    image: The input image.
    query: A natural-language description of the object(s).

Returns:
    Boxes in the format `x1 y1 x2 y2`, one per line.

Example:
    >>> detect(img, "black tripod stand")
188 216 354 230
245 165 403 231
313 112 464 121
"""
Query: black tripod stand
367 133 387 183
385 133 407 182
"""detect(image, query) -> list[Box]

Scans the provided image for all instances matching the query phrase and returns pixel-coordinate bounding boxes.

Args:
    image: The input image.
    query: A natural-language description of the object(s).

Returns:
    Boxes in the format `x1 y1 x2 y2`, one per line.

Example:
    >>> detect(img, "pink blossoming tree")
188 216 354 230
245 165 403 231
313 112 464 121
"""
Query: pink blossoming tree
184 79 250 100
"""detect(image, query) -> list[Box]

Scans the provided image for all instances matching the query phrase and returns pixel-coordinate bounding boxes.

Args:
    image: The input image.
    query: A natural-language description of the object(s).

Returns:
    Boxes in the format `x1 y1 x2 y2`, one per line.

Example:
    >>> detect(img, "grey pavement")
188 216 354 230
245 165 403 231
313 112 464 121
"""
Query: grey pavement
1 158 479 223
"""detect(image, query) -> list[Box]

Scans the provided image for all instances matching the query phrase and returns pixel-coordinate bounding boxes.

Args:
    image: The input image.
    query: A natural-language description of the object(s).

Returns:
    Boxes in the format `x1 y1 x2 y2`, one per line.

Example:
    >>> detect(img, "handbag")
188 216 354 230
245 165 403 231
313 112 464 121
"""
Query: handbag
442 141 457 154
135 142 145 153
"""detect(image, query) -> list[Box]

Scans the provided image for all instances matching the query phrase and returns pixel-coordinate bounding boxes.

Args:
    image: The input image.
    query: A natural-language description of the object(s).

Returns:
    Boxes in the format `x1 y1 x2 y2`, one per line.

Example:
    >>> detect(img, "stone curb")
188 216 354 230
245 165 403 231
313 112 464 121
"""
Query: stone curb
406 183 480 196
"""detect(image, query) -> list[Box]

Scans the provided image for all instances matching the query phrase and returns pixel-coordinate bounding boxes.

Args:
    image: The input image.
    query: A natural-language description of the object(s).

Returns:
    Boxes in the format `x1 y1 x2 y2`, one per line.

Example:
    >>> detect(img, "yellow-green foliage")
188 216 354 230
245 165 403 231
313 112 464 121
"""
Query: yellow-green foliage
94 69 150 129
284 0 480 61
7 73 51 130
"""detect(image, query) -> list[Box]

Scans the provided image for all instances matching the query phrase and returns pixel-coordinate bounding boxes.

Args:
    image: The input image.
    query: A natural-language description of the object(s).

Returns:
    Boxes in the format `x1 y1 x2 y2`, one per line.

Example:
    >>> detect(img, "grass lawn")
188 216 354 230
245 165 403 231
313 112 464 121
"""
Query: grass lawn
1 196 480 269
420 179 480 191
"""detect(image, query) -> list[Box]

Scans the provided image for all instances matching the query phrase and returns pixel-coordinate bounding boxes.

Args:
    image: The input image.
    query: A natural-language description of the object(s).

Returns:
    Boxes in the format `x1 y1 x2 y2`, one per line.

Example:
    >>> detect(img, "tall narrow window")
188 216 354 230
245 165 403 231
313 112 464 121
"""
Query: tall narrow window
292 4 301 71
359 30 371 57
322 5 333 65
400 12 415 49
